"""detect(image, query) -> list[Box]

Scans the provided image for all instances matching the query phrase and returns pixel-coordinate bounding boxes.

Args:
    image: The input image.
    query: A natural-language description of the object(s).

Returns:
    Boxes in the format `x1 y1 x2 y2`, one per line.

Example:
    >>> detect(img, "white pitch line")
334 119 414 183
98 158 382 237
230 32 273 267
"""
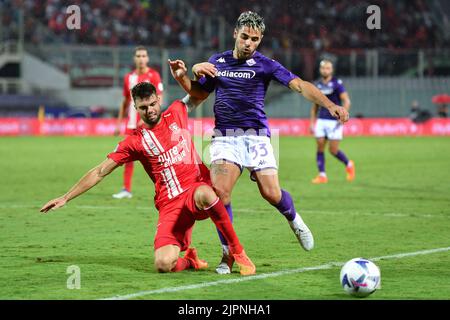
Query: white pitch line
100 246 450 300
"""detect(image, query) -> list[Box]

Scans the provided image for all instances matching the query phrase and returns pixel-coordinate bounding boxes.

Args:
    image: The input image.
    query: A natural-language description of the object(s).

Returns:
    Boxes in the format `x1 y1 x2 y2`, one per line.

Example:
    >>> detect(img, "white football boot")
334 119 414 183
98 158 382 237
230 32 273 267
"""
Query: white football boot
289 212 314 251
215 246 234 274
112 189 132 199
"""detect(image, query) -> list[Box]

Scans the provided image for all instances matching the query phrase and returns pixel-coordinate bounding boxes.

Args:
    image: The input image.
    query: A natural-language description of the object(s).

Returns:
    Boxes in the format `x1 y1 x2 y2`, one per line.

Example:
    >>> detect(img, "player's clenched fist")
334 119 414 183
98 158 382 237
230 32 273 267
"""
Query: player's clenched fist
168 59 187 79
40 197 67 213
329 105 349 123
192 62 217 78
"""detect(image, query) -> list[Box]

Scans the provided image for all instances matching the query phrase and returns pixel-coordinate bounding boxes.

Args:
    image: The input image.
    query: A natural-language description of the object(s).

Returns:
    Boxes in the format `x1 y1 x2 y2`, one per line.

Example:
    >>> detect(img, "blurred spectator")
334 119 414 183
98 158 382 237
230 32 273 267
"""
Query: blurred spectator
410 100 432 123
409 100 421 120
0 0 448 50
437 104 448 118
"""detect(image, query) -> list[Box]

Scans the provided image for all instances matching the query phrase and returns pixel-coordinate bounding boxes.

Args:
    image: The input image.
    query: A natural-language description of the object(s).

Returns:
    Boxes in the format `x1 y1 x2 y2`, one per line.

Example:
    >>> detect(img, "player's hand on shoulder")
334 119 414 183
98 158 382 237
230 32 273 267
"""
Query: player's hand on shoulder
192 62 217 78
330 105 350 124
168 59 188 79
40 197 67 213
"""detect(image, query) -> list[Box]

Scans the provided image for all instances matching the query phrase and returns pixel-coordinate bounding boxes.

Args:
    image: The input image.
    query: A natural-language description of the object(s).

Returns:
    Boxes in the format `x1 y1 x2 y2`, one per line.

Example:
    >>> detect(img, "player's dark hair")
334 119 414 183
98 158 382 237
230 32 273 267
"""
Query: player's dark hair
134 45 147 54
235 11 265 34
131 82 157 102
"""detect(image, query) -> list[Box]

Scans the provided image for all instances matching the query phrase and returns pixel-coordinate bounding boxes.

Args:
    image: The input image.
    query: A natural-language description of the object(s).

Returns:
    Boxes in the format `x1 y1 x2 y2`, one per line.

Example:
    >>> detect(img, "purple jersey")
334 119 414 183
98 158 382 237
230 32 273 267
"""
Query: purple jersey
198 50 298 137
315 77 346 120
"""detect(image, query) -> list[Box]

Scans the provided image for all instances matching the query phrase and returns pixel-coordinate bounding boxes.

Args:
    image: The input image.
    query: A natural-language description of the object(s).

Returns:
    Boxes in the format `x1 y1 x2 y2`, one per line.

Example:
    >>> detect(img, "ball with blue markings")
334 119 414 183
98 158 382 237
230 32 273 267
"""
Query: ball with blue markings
339 258 381 297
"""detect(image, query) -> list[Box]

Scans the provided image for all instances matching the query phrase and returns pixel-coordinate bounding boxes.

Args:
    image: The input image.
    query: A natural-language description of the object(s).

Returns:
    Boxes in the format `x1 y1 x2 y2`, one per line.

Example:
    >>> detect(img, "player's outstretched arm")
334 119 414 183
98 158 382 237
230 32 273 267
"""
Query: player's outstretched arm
40 158 120 213
168 59 209 101
289 78 349 123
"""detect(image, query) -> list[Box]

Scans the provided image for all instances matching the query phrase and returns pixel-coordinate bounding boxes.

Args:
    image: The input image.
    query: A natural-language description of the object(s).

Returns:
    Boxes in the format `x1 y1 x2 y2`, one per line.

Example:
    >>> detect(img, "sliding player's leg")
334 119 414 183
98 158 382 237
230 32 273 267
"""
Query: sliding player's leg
154 244 181 272
154 245 208 272
210 160 242 274
253 169 314 251
153 200 207 273
192 183 256 276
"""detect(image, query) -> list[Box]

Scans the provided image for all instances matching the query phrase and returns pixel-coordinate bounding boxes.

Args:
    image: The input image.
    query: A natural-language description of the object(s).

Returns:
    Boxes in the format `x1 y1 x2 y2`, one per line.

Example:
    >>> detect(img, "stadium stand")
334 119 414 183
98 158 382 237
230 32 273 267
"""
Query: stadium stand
1 0 448 49
0 0 449 120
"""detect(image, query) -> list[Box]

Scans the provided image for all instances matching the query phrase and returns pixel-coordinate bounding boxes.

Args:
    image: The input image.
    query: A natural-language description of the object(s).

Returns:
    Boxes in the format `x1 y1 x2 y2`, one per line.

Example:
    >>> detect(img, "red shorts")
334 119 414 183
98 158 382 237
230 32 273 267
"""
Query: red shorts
154 182 210 252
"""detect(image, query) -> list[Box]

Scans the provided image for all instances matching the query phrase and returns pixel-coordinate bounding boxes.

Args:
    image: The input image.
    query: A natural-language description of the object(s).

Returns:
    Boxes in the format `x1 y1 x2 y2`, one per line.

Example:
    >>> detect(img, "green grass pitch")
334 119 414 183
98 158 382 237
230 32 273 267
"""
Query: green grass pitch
0 136 449 299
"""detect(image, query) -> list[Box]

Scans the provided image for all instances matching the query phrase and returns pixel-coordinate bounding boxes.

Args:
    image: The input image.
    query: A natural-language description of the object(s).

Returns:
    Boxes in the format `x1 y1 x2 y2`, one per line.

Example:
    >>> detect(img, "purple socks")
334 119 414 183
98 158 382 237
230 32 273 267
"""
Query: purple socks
218 191 297 246
217 203 234 246
334 150 349 166
273 189 297 221
317 150 349 174
317 151 325 173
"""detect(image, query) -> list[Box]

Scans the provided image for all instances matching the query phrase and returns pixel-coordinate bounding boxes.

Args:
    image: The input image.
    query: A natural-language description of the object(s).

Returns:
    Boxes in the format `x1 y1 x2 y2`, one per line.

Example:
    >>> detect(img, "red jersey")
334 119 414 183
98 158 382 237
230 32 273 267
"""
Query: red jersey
108 100 210 210
123 68 163 129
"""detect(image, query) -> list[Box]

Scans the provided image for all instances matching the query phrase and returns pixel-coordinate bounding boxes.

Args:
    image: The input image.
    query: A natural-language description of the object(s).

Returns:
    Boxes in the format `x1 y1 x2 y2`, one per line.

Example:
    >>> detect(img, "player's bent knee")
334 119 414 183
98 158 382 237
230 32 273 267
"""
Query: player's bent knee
194 185 218 210
260 187 282 205
154 256 177 273
212 185 231 205
329 147 339 155
317 139 326 152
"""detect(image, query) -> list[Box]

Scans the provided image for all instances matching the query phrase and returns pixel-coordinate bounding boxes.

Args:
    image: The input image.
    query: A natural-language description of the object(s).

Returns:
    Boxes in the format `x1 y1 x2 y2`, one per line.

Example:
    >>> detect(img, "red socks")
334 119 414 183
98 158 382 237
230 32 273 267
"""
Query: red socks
123 161 134 192
171 198 243 272
204 199 243 255
171 258 192 272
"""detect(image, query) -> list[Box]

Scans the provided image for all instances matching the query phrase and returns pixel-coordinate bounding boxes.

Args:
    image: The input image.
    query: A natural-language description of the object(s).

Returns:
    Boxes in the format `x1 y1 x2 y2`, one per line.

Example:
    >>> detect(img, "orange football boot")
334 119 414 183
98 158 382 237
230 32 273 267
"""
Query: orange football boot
311 175 328 184
184 247 208 270
346 160 355 181
232 250 256 276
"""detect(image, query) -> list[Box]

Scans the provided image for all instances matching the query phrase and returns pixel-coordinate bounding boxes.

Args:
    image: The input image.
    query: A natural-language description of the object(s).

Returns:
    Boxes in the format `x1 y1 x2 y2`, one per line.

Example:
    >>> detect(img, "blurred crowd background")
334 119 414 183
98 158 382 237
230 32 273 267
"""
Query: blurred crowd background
2 0 447 49
0 0 449 119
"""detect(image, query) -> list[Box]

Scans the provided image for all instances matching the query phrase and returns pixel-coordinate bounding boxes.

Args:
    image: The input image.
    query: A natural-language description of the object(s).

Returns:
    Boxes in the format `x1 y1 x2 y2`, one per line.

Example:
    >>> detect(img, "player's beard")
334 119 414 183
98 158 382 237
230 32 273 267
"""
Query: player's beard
241 49 253 59
143 112 161 126
236 45 254 59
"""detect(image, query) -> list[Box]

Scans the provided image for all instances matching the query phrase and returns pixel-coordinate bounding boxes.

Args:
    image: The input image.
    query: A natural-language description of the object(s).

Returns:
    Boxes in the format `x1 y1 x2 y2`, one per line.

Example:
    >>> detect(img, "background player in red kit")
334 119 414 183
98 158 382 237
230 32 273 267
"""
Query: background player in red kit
113 46 164 199
40 79 255 275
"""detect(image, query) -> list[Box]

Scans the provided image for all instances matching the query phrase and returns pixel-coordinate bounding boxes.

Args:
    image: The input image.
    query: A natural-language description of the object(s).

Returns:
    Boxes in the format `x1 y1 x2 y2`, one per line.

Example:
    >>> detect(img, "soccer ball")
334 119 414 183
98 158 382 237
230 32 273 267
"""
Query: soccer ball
339 258 381 298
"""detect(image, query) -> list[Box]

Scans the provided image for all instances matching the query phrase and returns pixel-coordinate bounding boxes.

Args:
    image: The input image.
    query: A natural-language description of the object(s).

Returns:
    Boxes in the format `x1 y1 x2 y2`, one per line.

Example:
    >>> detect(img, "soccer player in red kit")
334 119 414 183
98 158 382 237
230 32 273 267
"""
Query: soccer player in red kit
113 46 164 199
40 80 256 275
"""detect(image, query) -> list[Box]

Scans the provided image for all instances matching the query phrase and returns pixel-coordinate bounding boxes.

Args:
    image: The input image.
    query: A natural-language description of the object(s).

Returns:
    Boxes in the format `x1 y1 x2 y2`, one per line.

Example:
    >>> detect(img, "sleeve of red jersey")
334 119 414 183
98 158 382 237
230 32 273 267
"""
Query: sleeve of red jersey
167 100 188 128
107 135 139 165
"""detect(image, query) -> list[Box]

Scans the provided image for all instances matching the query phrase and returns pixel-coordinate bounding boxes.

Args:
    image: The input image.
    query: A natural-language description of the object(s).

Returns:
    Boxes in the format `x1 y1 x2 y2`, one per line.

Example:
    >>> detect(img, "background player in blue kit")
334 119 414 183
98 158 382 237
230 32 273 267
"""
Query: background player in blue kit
310 60 355 184
169 11 349 274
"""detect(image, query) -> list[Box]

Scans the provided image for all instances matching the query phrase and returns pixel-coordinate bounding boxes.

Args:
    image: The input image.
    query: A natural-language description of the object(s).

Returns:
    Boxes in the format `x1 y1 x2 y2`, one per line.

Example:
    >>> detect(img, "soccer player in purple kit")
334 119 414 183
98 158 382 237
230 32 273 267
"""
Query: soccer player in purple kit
310 60 355 184
169 11 349 274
